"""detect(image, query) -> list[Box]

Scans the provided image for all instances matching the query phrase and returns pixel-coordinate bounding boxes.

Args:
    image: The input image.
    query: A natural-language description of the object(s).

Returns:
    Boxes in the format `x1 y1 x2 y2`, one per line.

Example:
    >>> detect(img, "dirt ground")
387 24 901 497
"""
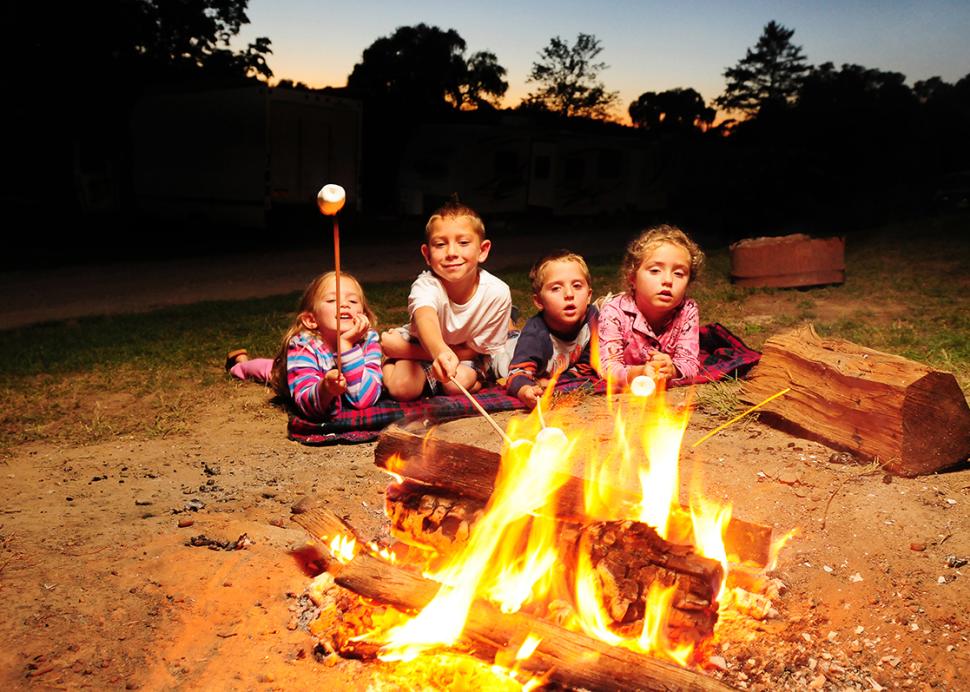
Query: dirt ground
1 238 968 691
1 377 967 691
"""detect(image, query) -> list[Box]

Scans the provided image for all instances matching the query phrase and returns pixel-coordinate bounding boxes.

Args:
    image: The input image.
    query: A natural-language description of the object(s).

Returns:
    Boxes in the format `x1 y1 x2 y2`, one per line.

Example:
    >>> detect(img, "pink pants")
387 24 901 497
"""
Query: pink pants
229 358 273 383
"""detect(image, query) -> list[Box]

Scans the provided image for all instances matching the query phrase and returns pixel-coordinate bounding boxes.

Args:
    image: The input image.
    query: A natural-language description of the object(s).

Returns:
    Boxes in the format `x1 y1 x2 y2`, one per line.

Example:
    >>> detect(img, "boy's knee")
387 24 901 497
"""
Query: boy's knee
383 362 426 401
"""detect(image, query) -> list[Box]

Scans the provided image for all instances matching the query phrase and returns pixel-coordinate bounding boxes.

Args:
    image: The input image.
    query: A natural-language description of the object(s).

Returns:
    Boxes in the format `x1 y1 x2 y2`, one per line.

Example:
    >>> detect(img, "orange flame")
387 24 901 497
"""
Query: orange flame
363 371 792 674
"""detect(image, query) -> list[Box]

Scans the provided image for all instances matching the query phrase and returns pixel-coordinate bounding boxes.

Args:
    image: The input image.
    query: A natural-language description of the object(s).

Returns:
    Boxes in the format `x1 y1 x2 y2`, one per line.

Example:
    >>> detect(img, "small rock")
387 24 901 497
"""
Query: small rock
258 672 275 683
708 655 728 671
809 674 826 689
910 542 926 552
135 499 152 506
177 518 194 528
269 517 286 528
822 565 833 574
849 572 863 582
291 496 318 515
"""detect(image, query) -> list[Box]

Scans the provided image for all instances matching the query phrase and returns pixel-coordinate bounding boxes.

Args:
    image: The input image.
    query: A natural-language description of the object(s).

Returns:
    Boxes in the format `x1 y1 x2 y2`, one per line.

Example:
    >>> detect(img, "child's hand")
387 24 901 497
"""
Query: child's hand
339 314 370 349
432 348 460 383
322 368 347 396
517 384 543 409
647 350 676 379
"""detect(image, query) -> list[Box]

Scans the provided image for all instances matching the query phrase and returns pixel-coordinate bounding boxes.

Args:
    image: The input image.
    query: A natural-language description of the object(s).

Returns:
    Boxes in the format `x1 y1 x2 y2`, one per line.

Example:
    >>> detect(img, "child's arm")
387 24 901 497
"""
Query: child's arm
597 300 637 385
413 305 460 382
506 316 552 403
287 339 344 419
667 300 701 383
340 330 383 409
381 330 431 360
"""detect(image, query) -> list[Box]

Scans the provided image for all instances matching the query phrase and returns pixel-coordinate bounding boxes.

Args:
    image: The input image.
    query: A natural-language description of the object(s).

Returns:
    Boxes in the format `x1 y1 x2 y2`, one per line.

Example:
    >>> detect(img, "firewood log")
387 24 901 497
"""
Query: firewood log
384 481 722 644
334 550 732 692
742 324 970 476
375 423 773 566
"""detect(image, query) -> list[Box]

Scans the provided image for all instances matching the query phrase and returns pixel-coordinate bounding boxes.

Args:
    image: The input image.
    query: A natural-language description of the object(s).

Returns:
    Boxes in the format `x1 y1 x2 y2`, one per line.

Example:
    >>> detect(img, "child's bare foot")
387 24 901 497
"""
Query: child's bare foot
225 348 249 371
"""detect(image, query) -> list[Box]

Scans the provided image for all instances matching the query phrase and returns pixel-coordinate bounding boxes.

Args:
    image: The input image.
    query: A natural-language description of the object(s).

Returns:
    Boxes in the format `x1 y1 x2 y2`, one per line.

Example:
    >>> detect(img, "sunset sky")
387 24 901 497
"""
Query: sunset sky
235 0 970 117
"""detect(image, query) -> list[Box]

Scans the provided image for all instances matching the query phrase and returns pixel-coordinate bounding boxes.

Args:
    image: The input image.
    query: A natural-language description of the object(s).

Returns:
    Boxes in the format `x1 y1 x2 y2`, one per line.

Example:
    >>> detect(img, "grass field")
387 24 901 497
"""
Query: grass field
1 211 967 452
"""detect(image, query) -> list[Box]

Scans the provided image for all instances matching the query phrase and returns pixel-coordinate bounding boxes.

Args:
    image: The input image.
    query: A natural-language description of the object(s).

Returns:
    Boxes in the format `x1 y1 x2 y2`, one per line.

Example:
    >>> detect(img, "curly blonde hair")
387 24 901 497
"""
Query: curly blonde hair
620 224 705 291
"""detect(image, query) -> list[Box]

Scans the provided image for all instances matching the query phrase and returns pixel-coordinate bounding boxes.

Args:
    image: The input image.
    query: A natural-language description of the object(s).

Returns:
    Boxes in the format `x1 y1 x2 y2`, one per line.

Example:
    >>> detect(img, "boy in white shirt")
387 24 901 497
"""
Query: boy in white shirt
381 201 512 401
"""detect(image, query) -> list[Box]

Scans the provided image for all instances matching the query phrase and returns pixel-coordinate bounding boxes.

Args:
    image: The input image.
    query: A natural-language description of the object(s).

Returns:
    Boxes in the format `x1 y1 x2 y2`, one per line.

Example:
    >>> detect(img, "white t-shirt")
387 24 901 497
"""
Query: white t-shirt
408 269 511 356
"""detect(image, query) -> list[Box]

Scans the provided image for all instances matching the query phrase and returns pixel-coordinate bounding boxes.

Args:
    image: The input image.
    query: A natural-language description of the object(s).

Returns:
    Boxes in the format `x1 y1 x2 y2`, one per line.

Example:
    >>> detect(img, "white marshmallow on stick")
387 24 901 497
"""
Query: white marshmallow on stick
317 184 346 373
317 184 346 215
630 374 657 398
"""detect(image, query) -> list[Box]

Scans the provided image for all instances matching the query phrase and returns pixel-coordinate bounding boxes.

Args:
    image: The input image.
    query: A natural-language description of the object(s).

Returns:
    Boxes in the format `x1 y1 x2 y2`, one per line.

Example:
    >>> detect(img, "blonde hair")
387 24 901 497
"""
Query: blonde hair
620 224 705 291
424 200 485 241
270 271 375 400
529 249 592 294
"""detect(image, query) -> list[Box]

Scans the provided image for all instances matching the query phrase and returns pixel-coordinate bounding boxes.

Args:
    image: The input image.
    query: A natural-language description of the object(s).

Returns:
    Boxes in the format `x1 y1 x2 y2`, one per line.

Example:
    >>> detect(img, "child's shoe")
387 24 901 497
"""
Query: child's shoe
225 348 249 371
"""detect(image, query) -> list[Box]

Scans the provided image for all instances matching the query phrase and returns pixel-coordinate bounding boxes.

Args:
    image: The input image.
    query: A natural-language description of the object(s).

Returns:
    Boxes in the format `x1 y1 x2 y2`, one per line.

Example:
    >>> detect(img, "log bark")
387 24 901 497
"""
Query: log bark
742 324 970 477
376 423 773 566
335 550 732 692
384 482 723 642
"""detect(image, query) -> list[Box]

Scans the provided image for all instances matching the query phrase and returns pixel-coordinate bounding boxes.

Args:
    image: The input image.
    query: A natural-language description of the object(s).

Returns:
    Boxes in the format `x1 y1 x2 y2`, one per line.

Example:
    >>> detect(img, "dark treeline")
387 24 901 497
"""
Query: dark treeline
5 5 968 266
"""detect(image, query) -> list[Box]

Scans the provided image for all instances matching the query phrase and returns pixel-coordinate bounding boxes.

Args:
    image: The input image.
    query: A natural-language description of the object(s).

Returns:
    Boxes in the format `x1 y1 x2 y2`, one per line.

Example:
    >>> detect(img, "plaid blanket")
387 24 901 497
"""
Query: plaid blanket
288 322 759 445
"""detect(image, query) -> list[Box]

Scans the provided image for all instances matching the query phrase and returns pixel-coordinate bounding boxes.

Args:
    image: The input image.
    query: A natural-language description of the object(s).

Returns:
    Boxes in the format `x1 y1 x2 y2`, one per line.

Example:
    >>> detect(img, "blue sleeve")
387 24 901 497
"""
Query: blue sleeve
506 315 553 398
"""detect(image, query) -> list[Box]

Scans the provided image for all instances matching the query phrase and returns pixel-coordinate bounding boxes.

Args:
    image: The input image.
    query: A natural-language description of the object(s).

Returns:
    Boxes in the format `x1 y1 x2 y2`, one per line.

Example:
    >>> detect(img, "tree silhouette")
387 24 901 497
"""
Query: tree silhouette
716 20 809 116
629 88 716 131
524 33 619 119
347 24 507 112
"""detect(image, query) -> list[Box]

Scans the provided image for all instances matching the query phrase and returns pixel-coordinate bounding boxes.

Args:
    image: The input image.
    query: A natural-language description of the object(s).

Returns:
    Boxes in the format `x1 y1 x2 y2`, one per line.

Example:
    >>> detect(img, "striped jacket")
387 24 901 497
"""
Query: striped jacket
286 330 383 420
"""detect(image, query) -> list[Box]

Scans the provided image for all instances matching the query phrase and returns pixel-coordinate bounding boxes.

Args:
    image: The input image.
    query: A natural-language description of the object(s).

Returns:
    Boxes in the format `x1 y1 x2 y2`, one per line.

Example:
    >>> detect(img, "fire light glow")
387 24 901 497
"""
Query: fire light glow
357 370 791 678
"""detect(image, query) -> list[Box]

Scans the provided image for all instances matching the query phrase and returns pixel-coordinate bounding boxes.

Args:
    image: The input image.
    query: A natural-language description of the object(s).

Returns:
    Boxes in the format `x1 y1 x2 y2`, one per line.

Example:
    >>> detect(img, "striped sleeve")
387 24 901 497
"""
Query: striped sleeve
286 336 336 420
340 330 383 410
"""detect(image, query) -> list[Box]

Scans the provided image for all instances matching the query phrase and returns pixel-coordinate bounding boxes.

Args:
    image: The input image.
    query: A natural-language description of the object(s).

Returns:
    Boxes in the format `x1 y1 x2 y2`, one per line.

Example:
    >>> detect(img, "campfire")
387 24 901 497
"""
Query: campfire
293 384 793 690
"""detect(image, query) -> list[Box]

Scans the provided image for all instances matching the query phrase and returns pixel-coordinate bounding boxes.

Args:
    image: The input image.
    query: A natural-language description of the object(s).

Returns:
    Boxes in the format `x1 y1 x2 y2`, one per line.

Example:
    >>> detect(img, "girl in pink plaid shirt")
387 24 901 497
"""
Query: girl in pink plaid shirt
598 225 705 387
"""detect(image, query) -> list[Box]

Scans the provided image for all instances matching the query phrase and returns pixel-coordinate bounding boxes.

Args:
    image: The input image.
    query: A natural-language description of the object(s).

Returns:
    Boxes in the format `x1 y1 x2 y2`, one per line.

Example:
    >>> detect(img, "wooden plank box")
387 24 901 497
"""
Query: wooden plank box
730 233 845 288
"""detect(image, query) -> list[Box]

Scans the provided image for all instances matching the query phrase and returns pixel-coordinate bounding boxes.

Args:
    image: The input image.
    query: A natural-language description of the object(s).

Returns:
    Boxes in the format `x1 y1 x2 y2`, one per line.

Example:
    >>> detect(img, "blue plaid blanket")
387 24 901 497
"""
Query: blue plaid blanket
288 322 759 445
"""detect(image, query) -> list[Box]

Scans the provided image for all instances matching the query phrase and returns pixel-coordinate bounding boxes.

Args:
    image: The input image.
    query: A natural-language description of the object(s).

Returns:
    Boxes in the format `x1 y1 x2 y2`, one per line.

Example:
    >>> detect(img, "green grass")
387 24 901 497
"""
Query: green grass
1 212 967 450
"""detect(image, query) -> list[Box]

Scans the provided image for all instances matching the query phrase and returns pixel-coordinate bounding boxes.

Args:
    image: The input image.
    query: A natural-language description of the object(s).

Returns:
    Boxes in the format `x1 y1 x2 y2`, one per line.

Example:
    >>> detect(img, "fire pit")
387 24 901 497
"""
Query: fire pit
292 387 792 690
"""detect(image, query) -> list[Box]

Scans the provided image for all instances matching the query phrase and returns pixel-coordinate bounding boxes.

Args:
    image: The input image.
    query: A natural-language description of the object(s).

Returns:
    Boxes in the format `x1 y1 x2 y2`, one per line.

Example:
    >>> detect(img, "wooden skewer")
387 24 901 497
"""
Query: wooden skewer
450 377 512 445
691 387 791 448
332 216 342 375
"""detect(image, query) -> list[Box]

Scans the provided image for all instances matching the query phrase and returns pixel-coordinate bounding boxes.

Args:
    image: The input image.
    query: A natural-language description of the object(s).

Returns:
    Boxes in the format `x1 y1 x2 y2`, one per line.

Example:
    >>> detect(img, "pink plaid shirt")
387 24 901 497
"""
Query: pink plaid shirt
598 293 700 385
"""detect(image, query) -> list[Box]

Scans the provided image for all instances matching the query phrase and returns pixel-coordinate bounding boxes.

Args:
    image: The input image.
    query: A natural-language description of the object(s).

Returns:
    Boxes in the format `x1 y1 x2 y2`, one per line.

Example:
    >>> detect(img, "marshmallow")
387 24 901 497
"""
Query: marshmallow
630 375 656 398
317 184 346 215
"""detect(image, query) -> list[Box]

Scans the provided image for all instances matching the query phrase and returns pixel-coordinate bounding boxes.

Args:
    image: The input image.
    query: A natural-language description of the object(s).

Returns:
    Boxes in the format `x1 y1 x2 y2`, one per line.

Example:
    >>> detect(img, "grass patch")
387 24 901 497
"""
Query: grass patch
1 212 967 449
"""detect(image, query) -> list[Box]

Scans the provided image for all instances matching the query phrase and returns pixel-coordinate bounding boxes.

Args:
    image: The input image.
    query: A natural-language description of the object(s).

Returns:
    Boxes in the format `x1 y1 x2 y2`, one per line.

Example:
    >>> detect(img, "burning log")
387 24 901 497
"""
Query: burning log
743 324 970 476
334 549 733 692
376 422 773 566
385 481 722 643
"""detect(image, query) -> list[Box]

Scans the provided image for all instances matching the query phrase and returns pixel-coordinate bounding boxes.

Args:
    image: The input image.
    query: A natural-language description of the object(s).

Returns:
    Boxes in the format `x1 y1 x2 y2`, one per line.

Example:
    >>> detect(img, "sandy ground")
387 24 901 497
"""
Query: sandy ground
1 240 968 690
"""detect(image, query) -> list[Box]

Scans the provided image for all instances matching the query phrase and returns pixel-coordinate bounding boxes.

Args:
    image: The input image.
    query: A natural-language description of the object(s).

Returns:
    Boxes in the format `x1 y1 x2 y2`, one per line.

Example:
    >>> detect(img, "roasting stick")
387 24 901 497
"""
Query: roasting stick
449 377 513 445
317 184 347 374
691 387 791 447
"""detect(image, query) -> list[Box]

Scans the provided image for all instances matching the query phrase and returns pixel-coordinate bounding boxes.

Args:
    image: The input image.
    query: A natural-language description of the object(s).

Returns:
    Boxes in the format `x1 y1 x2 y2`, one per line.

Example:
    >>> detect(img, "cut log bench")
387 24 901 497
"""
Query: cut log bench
742 324 970 476
730 233 845 288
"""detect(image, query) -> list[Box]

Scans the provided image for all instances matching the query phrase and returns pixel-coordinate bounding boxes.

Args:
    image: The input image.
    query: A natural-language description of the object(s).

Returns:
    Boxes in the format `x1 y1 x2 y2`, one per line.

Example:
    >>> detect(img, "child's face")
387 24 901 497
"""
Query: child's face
421 217 491 286
631 242 691 323
302 277 365 339
533 259 591 333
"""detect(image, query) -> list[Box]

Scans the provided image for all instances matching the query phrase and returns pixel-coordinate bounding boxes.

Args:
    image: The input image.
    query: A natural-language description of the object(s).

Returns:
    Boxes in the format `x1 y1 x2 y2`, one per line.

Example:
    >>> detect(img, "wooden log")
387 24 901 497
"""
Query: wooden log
384 482 722 643
729 233 845 288
742 324 970 477
335 550 732 692
375 422 773 566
